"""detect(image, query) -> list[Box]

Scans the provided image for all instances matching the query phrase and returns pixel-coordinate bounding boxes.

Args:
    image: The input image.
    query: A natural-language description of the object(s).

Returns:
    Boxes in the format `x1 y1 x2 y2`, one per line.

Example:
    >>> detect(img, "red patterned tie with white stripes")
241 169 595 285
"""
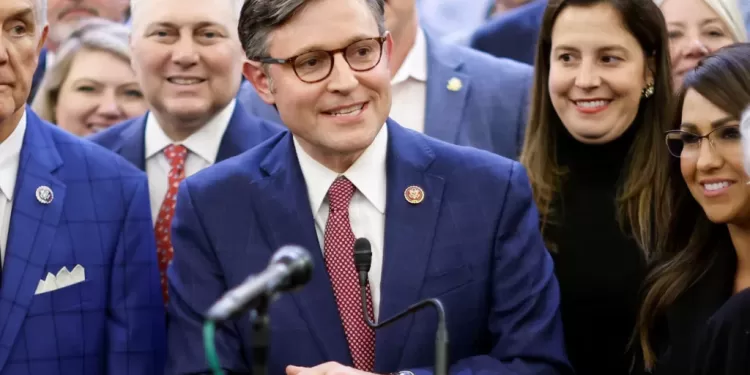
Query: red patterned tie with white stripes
324 176 376 371
154 144 187 304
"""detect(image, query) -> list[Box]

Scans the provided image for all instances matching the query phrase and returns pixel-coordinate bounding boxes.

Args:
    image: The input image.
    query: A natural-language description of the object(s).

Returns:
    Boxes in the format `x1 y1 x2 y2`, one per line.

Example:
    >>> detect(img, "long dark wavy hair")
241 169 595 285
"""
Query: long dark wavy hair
519 0 674 252
637 42 750 368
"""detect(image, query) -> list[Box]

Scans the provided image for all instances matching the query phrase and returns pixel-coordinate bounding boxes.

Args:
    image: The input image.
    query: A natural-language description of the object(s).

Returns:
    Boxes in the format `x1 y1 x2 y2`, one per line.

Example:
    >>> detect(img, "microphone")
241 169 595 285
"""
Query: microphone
353 238 449 375
205 245 313 321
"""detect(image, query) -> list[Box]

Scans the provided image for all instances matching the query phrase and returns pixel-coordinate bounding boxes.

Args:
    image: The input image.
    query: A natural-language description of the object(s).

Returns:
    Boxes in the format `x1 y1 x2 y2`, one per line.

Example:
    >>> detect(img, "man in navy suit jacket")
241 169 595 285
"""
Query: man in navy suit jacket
166 0 571 374
470 0 547 66
88 103 281 173
89 0 282 305
239 0 533 160
0 1 166 373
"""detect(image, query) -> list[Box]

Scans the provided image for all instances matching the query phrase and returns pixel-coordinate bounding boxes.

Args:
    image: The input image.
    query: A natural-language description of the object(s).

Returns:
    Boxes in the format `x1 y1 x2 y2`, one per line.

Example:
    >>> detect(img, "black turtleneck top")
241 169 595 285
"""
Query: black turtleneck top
545 124 647 375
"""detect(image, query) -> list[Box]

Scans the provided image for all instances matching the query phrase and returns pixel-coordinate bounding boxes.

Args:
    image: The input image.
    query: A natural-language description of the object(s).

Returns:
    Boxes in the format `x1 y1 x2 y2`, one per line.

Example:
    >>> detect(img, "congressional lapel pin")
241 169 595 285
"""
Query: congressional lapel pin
447 77 462 92
36 186 54 205
404 185 425 205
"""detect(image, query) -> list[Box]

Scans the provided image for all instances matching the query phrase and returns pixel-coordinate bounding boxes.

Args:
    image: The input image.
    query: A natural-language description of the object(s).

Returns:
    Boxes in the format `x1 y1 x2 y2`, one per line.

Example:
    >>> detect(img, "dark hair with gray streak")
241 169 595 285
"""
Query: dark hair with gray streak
238 0 386 60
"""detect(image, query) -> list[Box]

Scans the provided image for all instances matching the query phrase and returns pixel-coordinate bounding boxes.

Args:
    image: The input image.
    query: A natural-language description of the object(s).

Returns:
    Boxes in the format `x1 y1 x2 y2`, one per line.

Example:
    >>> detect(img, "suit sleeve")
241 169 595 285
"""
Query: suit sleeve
166 181 250 375
108 176 167 375
406 163 573 375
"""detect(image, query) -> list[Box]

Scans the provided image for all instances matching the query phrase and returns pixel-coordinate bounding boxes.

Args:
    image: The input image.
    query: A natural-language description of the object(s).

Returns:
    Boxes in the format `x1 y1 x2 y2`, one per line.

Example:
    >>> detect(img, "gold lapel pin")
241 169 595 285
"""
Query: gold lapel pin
447 77 462 92
404 185 425 205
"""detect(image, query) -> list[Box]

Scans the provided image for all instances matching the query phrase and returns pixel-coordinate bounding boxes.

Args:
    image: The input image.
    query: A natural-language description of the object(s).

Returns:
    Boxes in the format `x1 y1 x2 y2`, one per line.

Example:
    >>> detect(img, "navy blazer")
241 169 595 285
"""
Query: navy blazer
165 120 572 374
0 108 166 375
88 102 283 170
470 0 547 66
238 34 533 160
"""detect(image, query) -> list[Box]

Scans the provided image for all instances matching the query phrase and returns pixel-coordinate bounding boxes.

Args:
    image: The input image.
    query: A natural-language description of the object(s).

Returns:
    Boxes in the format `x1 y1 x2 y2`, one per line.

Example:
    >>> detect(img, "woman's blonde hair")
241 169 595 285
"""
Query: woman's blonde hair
31 17 133 124
654 0 748 43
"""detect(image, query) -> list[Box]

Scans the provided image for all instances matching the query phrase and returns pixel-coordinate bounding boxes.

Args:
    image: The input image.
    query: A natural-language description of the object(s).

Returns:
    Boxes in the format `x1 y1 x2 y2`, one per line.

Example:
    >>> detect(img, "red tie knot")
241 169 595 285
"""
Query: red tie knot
327 177 355 212
164 144 188 169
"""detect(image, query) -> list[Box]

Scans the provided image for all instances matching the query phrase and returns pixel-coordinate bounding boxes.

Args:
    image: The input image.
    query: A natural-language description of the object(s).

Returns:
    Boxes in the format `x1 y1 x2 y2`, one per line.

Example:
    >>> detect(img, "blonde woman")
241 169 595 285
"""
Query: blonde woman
655 0 747 88
32 18 148 136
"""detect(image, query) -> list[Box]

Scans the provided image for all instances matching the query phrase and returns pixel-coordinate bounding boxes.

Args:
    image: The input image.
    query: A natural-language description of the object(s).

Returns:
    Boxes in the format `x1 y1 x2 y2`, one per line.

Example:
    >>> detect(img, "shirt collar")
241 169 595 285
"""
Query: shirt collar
144 99 236 163
294 124 388 216
391 28 428 85
0 110 27 201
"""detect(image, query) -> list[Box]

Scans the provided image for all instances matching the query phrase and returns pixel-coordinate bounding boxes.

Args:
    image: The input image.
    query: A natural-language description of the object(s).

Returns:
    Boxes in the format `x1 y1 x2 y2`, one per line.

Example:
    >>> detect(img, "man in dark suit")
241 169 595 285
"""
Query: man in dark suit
470 0 547 66
89 0 282 303
238 0 533 160
166 0 571 374
0 1 166 374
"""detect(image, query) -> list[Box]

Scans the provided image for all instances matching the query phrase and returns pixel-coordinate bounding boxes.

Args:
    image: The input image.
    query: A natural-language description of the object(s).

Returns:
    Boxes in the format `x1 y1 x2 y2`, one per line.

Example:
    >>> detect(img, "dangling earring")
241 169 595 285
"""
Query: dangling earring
642 83 655 98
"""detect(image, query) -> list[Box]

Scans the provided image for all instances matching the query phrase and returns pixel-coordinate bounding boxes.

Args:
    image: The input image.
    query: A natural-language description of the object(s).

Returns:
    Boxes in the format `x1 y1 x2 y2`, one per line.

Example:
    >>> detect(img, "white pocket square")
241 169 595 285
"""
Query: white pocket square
34 265 86 295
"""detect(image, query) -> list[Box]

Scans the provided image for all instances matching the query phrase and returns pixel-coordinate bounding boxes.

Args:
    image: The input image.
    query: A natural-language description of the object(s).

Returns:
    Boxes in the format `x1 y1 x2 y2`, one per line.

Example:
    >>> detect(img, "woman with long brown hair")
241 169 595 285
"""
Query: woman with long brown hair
637 43 750 374
520 0 673 373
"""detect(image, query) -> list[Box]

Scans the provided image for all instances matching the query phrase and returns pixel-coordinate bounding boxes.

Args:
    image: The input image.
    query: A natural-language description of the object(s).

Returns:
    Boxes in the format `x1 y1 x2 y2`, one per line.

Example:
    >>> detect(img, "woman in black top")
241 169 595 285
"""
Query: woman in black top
520 0 673 374
636 43 750 374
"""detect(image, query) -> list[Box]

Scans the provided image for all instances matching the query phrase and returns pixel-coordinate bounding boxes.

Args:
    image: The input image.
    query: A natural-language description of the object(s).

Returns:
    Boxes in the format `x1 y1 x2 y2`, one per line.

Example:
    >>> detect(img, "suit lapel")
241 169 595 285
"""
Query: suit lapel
248 133 352 365
216 105 256 163
423 37 470 145
0 111 65 370
375 121 444 372
115 115 147 171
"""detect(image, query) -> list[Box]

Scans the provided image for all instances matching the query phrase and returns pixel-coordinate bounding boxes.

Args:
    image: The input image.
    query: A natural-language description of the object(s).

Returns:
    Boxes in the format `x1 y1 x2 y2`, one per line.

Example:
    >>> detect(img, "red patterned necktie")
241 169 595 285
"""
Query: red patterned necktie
154 144 188 304
324 177 376 371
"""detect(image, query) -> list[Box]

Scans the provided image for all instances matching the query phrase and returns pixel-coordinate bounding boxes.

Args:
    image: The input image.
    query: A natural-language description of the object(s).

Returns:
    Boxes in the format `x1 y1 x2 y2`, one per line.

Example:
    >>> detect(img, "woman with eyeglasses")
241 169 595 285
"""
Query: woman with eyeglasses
635 42 750 375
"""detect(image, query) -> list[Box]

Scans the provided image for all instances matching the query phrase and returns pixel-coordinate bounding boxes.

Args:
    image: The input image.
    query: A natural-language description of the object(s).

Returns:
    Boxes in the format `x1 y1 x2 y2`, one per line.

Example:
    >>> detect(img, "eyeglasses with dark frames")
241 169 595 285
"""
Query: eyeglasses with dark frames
664 124 742 158
252 36 387 83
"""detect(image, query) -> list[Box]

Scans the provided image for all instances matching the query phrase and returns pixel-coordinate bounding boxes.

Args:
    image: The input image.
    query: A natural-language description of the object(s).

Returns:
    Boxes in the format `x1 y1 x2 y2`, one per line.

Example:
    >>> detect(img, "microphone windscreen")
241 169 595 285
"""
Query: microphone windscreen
353 238 372 272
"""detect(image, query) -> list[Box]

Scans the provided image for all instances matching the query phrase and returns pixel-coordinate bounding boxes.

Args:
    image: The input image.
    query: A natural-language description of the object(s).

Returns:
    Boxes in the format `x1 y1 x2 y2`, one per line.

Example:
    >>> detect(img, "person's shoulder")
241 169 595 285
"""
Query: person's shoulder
411 127 521 181
88 115 144 148
40 119 145 182
183 130 288 194
431 40 533 97
435 37 533 76
472 0 546 43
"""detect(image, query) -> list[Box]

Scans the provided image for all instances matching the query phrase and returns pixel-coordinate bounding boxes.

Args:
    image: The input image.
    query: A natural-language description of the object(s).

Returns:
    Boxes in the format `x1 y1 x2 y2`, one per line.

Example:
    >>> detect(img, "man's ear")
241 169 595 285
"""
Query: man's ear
36 24 48 54
243 60 276 105
383 31 394 68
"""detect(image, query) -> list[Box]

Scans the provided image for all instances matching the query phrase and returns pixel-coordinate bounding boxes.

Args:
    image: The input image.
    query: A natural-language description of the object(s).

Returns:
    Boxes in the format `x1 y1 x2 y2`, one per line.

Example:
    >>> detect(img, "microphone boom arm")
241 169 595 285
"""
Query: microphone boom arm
359 289 449 375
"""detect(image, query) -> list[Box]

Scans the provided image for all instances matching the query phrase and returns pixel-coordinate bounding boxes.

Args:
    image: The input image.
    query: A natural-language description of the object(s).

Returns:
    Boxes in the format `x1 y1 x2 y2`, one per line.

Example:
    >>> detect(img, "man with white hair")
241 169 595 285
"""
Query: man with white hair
90 0 282 303
0 0 167 374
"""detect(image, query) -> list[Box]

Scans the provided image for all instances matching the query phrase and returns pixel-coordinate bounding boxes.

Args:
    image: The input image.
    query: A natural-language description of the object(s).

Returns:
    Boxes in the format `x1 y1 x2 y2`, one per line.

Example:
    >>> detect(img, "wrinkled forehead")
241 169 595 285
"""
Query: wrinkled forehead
267 0 380 58
0 0 37 22
131 0 239 33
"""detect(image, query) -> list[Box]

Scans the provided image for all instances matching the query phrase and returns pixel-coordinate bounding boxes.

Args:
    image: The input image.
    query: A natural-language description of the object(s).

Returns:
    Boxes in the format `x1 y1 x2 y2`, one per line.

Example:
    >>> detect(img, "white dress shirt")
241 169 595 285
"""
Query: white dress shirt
0 111 27 267
390 28 428 134
144 99 236 223
45 50 56 71
294 125 388 320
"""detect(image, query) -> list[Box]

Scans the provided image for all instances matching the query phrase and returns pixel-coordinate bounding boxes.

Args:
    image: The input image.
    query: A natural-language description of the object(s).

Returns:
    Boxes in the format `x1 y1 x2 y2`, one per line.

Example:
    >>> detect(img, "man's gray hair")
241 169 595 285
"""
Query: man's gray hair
741 106 750 177
238 0 385 59
35 0 48 30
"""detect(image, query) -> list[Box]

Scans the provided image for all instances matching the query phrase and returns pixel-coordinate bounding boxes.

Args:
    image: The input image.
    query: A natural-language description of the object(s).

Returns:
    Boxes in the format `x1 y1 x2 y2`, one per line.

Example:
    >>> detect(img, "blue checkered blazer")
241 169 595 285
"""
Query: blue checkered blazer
0 108 166 375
